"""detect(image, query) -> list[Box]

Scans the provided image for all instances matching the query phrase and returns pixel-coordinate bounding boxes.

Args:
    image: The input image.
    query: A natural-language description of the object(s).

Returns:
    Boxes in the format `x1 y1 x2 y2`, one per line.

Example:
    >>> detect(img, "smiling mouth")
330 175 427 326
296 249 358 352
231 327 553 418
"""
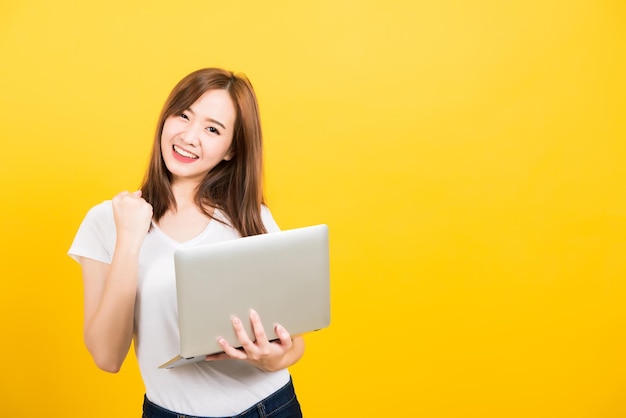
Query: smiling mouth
173 145 198 159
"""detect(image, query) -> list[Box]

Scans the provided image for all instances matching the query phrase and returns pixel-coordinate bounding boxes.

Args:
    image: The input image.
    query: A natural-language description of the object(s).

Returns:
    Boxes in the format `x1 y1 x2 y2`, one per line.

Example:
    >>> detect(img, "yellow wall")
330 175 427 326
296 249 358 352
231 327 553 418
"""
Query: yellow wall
1 1 625 416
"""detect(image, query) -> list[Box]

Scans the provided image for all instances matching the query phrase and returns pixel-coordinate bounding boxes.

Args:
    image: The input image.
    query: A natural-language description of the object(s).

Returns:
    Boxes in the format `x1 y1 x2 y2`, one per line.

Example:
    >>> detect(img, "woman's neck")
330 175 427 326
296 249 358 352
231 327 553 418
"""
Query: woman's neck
171 180 199 208
156 180 214 242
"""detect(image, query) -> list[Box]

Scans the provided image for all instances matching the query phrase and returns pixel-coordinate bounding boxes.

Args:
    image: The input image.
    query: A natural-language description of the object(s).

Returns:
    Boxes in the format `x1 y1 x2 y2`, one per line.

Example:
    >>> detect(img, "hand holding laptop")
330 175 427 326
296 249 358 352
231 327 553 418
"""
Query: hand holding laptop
205 309 301 372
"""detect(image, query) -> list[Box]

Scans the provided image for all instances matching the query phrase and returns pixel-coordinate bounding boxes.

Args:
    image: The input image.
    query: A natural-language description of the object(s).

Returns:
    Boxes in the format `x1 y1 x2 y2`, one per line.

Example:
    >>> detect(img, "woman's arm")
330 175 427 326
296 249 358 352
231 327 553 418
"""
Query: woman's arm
81 251 138 372
80 191 152 373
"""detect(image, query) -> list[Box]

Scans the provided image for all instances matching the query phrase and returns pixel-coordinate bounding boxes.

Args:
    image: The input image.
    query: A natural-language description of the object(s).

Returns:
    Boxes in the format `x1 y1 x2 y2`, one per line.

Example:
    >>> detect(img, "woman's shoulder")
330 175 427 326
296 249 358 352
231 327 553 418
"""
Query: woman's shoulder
212 204 280 234
69 200 116 263
260 204 280 233
76 200 116 233
84 199 114 220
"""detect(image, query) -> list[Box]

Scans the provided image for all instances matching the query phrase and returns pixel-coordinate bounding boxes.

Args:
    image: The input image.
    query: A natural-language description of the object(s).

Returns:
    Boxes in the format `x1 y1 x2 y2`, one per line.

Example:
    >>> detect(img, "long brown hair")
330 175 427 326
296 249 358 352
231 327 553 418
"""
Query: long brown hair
140 68 267 237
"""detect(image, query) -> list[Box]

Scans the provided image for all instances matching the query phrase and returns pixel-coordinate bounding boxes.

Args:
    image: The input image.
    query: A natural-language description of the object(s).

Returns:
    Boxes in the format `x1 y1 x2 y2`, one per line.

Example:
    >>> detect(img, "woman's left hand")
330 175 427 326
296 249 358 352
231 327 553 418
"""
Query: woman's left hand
205 309 304 372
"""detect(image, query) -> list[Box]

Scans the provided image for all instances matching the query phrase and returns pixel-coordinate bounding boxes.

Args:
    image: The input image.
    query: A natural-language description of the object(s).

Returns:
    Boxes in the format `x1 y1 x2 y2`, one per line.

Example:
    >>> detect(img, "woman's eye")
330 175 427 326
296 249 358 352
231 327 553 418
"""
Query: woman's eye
180 113 189 120
207 126 220 134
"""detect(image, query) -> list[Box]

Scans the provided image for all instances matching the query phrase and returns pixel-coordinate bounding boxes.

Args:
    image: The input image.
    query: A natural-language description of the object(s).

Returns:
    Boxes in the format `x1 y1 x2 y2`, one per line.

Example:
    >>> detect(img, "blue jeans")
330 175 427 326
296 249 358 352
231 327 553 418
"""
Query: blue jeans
142 378 303 418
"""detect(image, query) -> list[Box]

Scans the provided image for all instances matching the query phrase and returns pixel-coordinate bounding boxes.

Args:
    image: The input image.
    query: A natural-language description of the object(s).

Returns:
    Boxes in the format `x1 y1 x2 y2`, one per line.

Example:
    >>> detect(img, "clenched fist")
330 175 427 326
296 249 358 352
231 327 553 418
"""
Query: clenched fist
112 190 153 251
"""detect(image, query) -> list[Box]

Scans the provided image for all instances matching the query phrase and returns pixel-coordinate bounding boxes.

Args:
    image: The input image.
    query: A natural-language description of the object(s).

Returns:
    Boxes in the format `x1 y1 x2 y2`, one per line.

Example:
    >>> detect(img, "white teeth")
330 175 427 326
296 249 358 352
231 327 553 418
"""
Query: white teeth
173 145 198 159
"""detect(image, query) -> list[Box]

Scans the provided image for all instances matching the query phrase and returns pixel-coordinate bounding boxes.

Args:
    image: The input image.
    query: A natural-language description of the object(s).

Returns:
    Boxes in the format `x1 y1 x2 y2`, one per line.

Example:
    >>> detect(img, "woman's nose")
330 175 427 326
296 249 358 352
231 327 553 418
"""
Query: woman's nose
181 124 201 145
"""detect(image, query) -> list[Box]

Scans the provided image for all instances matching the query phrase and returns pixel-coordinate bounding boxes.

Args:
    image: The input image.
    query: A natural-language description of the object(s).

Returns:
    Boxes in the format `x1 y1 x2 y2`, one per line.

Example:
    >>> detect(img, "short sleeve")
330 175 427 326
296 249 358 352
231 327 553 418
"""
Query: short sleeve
261 204 281 233
68 200 116 264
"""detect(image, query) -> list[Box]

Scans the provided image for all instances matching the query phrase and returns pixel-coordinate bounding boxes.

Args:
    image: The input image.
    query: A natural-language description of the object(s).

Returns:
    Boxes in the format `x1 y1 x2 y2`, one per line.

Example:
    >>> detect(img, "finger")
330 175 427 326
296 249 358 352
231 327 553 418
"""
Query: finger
113 191 126 202
274 324 293 348
216 337 247 360
204 352 229 361
249 309 270 347
114 191 136 204
133 190 142 197
230 316 257 354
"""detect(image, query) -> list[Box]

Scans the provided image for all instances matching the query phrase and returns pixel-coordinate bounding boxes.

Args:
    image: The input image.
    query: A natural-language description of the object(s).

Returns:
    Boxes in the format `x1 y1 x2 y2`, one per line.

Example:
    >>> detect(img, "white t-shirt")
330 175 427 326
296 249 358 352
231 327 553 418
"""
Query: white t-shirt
69 201 290 416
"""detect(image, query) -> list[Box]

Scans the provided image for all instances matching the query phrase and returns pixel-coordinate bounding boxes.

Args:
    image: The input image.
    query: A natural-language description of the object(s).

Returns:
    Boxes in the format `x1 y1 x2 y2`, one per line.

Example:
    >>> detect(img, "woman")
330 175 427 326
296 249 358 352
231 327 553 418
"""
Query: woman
69 68 305 417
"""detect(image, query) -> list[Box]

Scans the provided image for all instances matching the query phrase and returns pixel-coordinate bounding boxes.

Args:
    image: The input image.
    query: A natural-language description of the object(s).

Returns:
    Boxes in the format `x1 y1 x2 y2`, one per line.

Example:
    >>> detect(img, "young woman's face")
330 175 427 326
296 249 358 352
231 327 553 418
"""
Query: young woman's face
161 89 236 185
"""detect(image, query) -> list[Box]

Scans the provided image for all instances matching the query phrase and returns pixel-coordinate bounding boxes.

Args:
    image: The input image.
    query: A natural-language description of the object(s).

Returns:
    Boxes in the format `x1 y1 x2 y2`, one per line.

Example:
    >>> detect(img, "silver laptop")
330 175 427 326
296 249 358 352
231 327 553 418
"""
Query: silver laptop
159 224 330 369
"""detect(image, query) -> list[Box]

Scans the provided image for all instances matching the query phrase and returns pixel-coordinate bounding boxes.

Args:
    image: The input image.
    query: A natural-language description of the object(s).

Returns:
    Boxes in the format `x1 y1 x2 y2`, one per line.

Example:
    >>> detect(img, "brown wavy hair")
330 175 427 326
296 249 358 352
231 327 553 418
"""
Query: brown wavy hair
140 68 266 237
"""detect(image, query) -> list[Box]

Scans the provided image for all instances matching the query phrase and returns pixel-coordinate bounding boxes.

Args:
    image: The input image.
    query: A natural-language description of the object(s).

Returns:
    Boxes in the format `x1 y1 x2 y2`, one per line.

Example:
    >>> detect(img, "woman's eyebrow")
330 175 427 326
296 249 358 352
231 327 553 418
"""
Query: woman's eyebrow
186 108 227 130
204 117 226 130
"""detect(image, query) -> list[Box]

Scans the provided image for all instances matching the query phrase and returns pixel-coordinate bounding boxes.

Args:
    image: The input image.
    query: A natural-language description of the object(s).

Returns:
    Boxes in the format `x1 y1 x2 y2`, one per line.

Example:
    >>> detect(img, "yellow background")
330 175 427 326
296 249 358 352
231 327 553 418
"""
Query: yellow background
1 1 625 416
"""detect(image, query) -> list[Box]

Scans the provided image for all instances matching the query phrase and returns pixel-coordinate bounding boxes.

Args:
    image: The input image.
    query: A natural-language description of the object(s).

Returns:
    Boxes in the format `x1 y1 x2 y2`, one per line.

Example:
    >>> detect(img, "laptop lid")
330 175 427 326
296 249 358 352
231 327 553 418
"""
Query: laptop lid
159 224 330 369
